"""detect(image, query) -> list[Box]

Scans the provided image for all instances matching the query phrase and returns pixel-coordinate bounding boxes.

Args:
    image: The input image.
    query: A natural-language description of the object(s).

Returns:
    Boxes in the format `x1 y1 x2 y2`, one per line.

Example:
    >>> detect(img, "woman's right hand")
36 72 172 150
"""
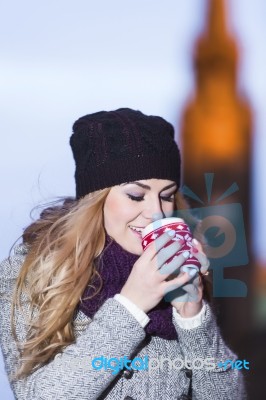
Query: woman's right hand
120 230 192 313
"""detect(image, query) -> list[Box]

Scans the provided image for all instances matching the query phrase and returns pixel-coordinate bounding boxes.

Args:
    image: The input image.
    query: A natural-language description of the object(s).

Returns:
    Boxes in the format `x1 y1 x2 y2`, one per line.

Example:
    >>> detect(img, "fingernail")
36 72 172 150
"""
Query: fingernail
182 265 198 277
192 238 199 246
168 230 176 237
188 269 198 277
192 247 199 254
182 251 190 259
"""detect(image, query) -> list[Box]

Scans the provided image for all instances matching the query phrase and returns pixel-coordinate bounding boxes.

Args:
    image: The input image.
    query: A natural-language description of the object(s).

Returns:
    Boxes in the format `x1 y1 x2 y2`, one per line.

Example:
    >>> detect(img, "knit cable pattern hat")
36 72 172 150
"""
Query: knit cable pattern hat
70 108 181 198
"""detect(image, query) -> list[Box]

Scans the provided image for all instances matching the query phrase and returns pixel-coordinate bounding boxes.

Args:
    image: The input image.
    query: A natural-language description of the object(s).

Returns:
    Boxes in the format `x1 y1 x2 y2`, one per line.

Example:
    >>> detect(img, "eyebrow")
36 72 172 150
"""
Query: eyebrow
121 181 177 191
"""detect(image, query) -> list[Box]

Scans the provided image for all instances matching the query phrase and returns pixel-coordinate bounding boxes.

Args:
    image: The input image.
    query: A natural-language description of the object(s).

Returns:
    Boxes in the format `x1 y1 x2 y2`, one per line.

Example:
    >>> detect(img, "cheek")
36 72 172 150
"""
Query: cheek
116 201 138 224
104 196 120 228
104 195 136 227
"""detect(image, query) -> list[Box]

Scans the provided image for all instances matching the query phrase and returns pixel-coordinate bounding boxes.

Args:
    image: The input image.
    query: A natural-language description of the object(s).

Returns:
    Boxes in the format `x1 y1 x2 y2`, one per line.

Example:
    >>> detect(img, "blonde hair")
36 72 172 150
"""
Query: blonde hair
11 189 210 380
11 188 111 379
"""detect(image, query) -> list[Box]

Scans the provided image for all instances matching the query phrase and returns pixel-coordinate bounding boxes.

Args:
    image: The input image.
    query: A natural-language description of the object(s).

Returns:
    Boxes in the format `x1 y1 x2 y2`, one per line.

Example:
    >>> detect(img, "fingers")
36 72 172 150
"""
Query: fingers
159 251 190 277
162 271 191 295
180 283 200 302
155 241 185 269
181 273 203 300
164 273 203 303
191 238 210 274
143 230 182 262
192 274 202 287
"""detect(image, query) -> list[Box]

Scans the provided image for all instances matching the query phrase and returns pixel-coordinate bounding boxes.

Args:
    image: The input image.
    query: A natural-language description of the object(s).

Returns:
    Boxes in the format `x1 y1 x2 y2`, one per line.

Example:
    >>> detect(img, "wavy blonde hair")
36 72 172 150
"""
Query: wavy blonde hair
11 188 111 379
11 189 208 380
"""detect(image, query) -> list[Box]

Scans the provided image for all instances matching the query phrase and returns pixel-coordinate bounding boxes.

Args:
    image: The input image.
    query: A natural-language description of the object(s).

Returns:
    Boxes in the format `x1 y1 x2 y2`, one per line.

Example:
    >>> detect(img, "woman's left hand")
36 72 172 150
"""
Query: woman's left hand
169 239 210 318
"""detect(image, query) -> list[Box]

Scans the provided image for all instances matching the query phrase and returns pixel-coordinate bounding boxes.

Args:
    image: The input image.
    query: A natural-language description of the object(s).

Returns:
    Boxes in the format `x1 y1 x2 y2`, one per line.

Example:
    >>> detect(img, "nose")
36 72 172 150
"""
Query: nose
142 198 165 222
151 212 164 222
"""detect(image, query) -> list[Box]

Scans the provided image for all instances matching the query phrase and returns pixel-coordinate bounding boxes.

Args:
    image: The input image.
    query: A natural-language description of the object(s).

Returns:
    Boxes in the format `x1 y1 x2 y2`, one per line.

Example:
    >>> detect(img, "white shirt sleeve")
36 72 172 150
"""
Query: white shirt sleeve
173 302 207 329
114 294 150 328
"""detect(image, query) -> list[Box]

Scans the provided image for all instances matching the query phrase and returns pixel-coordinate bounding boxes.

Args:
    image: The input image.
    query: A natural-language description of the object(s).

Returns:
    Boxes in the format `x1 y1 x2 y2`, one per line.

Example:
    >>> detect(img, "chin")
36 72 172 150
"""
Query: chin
132 246 143 256
123 239 143 256
113 231 143 255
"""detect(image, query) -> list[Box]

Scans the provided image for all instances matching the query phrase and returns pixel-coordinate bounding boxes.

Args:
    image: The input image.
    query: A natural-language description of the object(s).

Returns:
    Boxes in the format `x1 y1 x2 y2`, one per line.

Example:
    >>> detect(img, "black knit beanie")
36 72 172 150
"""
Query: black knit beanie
70 108 181 199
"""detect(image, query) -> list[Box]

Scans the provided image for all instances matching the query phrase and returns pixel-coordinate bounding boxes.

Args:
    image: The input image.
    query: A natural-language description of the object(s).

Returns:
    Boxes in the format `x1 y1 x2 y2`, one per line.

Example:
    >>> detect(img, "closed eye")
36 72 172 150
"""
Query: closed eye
127 194 144 202
127 194 175 202
160 195 175 202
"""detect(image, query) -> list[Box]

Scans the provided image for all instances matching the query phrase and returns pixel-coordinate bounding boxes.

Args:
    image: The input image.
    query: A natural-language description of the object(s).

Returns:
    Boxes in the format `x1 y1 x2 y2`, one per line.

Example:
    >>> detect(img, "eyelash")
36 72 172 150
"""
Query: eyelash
127 194 175 202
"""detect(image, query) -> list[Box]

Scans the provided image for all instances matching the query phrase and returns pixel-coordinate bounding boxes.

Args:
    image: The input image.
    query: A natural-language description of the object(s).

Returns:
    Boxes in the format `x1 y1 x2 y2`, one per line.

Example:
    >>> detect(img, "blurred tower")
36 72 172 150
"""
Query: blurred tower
180 0 253 351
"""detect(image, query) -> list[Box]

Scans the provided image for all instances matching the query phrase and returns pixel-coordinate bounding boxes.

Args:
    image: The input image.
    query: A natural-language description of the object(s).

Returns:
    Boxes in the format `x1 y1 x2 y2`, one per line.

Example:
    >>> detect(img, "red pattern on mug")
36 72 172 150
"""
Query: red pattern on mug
142 218 201 272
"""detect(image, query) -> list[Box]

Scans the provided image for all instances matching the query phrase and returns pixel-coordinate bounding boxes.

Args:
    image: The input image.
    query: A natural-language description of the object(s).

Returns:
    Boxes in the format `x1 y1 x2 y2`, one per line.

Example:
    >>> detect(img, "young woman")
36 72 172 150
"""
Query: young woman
0 108 246 399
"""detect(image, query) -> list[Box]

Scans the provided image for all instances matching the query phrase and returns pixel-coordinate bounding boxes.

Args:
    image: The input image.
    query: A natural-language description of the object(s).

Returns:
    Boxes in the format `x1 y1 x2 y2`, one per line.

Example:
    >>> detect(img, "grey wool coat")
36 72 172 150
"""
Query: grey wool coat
0 244 247 400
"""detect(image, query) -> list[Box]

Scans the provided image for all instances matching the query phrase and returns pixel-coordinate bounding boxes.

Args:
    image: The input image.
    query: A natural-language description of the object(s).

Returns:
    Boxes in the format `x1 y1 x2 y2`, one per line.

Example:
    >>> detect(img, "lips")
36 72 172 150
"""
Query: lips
129 225 144 238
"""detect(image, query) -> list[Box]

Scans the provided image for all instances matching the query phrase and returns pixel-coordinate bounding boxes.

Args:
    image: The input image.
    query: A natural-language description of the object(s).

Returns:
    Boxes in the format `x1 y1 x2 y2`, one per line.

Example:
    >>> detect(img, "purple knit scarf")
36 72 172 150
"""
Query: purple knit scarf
78 234 177 340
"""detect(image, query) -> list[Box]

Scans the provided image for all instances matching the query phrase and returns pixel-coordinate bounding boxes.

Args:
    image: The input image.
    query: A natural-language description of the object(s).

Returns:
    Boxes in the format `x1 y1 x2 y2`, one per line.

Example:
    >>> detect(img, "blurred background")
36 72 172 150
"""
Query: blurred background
1 0 265 398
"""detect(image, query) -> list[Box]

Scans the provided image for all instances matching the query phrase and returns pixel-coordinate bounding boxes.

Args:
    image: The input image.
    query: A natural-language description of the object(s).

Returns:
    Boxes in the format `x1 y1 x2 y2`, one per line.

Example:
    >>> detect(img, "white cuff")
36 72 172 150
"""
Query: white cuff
114 294 150 328
173 302 207 329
